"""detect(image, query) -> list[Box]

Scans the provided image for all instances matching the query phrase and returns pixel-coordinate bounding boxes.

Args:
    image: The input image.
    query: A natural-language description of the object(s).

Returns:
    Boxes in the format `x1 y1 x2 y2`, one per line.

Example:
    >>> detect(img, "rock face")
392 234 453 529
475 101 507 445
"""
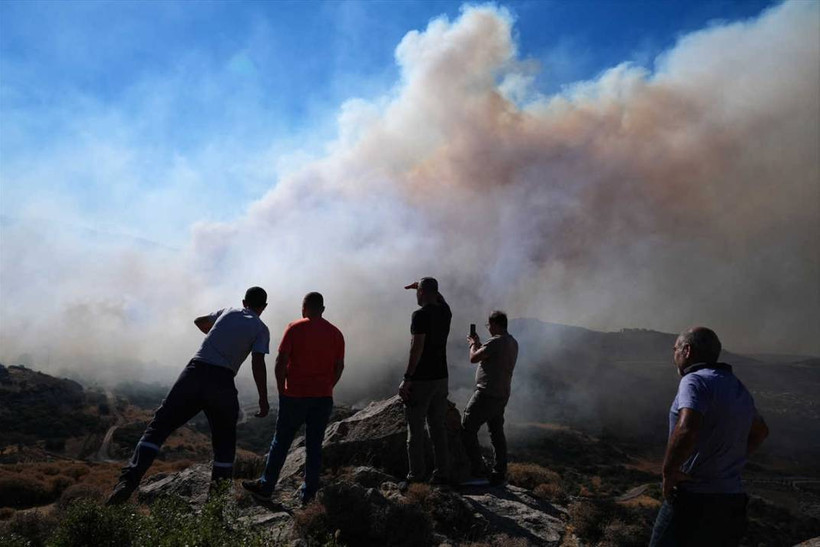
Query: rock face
136 397 568 546
139 463 213 506
461 485 566 545
280 395 471 485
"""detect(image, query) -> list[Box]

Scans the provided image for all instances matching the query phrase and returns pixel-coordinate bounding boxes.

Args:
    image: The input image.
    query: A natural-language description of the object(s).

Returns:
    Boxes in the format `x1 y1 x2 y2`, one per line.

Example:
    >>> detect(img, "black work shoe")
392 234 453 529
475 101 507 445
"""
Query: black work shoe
242 479 273 502
429 475 451 487
106 480 138 506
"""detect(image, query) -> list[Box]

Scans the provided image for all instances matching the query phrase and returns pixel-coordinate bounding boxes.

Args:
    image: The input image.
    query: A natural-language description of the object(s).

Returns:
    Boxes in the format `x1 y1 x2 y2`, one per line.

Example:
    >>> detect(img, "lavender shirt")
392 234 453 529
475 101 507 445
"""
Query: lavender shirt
669 363 756 494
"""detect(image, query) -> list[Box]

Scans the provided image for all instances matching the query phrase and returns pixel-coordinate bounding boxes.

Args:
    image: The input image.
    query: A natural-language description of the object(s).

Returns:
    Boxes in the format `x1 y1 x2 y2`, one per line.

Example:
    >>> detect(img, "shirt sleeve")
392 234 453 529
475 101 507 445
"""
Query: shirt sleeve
208 308 225 322
410 309 429 335
481 337 500 359
278 324 294 354
252 324 270 354
676 374 711 414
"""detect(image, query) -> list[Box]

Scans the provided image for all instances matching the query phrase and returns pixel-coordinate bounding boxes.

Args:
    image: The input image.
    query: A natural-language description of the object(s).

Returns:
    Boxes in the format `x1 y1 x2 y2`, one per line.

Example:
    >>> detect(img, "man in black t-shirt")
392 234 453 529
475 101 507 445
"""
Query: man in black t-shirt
399 277 452 486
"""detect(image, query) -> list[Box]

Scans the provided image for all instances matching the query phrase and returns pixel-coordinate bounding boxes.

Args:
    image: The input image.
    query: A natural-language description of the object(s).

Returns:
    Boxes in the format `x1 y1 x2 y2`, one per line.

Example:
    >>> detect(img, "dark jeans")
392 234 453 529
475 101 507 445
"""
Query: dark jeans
122 360 239 484
260 395 333 501
650 491 748 547
404 378 450 481
461 390 508 476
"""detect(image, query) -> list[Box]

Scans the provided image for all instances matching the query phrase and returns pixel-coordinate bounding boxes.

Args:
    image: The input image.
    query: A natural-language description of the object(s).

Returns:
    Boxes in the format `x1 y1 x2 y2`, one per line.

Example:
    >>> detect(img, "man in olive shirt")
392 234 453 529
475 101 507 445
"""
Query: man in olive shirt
398 277 452 486
463 310 518 485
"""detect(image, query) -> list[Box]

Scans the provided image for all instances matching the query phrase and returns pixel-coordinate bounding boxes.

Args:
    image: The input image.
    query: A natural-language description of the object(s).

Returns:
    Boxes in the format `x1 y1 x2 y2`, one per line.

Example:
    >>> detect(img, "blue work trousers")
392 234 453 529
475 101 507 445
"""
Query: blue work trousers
260 395 333 502
122 360 239 484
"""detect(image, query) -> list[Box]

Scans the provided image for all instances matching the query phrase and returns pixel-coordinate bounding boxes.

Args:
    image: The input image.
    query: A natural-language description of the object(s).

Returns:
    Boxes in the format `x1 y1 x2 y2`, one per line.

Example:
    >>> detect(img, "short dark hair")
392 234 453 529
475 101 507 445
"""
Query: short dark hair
679 326 722 364
488 310 508 330
419 277 438 293
303 292 324 313
244 286 267 308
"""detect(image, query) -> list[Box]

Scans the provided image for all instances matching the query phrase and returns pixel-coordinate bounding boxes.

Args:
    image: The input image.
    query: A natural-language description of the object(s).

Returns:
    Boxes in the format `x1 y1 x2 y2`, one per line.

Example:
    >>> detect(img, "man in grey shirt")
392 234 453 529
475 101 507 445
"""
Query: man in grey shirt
107 286 271 505
462 310 518 485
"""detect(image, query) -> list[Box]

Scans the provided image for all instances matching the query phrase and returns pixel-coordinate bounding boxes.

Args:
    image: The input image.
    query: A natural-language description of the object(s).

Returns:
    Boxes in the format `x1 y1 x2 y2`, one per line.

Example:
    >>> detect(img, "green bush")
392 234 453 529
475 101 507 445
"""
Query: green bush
48 483 272 547
1 510 58 547
49 500 142 547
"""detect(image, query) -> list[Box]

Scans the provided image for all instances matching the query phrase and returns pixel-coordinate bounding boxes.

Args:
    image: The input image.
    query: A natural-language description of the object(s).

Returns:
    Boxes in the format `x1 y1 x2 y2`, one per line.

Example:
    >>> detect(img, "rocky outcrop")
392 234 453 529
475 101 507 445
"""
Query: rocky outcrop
139 463 214 506
461 485 566 544
136 396 569 546
279 395 471 485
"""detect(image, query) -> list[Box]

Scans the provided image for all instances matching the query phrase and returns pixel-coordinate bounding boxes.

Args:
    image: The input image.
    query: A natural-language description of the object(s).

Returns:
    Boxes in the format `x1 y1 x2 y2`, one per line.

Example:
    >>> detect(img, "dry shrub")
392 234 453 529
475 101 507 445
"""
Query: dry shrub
0 476 52 508
62 464 90 480
233 454 265 479
568 500 610 542
507 463 561 490
58 483 104 510
41 464 61 476
293 500 331 543
599 518 647 547
168 459 193 471
377 500 433 547
0 507 15 520
462 534 528 547
403 482 433 506
534 482 566 503
47 474 75 497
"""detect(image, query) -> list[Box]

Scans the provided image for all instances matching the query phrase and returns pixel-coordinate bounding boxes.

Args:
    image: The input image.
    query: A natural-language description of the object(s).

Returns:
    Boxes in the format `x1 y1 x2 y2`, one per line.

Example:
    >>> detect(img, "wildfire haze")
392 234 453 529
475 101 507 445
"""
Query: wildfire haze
1 1 818 389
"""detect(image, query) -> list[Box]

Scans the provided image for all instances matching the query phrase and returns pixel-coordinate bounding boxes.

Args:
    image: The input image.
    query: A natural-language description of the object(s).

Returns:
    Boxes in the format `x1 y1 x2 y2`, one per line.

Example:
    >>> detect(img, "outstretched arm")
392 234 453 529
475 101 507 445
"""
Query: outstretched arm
194 315 215 334
251 352 269 418
662 408 703 499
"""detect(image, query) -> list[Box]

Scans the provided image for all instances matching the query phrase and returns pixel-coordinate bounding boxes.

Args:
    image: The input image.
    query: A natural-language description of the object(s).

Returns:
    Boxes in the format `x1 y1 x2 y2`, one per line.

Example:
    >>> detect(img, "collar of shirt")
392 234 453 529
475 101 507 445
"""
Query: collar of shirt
682 362 733 376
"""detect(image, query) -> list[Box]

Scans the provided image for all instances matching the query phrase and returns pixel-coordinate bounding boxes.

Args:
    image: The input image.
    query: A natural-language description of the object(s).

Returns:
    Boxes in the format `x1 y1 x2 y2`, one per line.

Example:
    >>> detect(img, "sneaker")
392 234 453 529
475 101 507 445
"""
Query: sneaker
428 475 451 487
242 479 273 502
489 472 506 486
106 480 137 506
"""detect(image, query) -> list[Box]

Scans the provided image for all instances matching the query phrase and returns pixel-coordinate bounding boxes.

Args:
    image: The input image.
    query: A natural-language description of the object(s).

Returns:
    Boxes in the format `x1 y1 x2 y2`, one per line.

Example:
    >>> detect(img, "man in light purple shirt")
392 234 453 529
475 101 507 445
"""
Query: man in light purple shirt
650 327 769 547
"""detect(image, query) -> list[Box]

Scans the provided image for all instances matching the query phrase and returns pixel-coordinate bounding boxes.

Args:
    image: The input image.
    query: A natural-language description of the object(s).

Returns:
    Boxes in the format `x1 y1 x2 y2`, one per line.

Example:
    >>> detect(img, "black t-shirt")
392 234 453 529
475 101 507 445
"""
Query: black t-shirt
410 301 452 380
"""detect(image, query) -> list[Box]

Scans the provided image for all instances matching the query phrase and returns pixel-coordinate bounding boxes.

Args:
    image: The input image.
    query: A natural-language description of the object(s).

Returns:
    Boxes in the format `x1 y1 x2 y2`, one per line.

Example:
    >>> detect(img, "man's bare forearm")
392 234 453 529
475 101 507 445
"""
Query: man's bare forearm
405 342 423 377
274 353 288 394
251 359 267 402
663 409 703 476
663 425 698 477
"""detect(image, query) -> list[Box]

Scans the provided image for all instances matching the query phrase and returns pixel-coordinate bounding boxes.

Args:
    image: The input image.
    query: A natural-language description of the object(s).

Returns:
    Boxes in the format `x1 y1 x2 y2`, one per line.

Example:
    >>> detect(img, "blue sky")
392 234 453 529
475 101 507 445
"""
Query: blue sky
3 0 817 369
0 0 776 245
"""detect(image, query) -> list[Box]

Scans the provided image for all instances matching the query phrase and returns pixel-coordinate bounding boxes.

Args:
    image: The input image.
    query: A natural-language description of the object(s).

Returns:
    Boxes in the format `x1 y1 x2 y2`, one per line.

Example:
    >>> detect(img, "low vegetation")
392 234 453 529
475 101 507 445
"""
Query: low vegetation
0 483 273 547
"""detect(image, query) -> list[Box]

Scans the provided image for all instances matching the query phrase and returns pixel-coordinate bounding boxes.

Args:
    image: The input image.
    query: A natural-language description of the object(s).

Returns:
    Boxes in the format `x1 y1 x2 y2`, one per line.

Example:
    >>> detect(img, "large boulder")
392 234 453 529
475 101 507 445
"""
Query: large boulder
139 463 213 505
461 485 566 545
279 395 471 484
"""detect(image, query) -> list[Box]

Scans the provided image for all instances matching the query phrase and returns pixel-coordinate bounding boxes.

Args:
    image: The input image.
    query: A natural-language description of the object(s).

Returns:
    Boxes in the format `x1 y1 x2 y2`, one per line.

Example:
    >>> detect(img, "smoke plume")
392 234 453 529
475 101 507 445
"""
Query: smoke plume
1 2 818 396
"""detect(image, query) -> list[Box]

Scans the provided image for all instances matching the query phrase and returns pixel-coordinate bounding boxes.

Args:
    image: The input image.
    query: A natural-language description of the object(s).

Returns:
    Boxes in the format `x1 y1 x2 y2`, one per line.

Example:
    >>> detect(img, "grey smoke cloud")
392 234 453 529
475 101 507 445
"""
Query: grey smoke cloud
1 2 818 393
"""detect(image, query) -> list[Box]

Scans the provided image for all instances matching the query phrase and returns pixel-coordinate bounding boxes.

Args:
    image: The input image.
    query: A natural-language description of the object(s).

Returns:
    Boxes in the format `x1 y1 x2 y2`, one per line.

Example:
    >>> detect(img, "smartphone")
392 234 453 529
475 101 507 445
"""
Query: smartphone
470 323 476 337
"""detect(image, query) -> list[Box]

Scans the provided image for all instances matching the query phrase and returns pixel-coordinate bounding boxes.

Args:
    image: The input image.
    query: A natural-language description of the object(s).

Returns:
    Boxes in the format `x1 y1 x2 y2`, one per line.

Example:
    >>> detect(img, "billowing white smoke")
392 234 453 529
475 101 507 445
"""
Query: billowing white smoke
1 2 818 393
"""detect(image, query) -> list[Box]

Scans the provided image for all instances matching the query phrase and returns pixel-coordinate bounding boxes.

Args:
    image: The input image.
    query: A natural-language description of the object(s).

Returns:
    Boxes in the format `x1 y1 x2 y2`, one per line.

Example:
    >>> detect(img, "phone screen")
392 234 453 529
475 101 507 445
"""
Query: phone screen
470 323 476 337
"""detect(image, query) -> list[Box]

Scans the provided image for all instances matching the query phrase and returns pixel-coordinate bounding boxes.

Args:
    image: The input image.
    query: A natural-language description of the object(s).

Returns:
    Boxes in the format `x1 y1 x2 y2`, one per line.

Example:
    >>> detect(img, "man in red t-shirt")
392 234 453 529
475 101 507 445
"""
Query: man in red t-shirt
243 292 344 505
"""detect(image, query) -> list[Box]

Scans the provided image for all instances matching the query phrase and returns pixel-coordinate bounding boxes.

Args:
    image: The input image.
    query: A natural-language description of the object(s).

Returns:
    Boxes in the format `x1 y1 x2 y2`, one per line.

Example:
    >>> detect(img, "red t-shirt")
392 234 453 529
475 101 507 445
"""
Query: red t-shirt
279 317 345 397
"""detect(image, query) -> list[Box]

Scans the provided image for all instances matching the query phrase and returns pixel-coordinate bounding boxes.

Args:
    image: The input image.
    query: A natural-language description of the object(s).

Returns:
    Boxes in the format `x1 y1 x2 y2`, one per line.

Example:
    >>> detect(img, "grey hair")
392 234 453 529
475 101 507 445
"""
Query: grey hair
679 326 722 364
